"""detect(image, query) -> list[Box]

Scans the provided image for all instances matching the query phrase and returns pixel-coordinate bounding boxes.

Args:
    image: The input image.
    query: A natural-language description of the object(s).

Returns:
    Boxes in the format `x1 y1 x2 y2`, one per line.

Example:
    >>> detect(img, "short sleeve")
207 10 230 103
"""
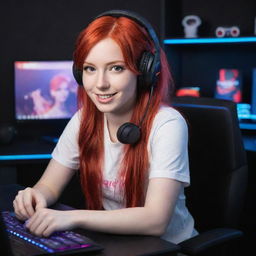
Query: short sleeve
148 107 190 186
51 111 80 170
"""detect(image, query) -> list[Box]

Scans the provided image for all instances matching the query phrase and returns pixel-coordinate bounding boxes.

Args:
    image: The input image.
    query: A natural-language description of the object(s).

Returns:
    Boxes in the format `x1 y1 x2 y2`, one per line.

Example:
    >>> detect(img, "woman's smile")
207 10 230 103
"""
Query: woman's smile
96 93 117 103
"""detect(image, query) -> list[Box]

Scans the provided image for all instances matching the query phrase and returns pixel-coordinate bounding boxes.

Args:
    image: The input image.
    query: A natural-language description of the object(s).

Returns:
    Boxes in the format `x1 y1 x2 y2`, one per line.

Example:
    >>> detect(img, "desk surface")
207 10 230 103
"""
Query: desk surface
0 184 180 256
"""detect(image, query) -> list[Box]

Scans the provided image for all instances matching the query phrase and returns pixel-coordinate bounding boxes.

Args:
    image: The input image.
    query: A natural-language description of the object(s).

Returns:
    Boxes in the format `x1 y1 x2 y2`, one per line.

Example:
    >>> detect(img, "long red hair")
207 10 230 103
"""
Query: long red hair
73 15 173 209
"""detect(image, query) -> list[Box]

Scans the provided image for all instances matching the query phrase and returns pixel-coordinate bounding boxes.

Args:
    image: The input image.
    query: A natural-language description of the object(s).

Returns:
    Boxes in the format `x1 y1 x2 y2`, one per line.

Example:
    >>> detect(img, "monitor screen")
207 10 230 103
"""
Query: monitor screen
14 61 78 120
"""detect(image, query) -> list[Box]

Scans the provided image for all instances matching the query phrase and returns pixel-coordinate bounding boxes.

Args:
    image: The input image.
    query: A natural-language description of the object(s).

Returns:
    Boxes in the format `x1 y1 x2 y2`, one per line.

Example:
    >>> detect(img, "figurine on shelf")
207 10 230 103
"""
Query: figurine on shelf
182 15 201 38
215 26 240 37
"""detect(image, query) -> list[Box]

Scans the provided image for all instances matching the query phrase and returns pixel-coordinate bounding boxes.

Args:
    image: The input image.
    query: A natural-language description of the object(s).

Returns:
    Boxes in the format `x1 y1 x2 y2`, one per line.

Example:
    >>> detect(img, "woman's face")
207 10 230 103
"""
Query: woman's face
51 82 69 103
82 38 137 118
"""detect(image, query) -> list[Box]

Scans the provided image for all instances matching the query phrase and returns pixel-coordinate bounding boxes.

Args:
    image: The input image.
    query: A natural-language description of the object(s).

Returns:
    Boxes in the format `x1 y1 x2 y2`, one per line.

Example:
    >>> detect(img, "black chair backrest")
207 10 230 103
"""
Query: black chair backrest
172 97 248 232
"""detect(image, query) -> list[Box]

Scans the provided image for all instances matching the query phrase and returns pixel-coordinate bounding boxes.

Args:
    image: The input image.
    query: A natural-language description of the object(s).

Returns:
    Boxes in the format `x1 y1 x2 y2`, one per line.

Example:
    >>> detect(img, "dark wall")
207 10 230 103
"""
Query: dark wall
165 0 256 37
0 0 163 125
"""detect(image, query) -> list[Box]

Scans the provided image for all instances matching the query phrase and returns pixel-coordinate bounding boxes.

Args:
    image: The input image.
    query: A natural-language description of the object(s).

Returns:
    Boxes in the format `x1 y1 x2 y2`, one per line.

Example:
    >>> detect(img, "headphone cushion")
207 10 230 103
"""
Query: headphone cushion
139 51 155 88
116 122 141 144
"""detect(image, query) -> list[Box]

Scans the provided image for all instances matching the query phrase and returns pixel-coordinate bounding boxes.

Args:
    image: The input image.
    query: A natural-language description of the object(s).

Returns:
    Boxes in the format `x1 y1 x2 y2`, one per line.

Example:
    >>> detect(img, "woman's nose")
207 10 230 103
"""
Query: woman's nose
95 71 110 90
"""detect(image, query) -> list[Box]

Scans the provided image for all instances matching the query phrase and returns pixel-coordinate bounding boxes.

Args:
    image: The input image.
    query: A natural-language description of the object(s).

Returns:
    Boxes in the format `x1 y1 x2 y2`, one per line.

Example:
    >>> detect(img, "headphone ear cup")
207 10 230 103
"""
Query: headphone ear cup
72 63 83 86
138 51 155 88
117 122 141 144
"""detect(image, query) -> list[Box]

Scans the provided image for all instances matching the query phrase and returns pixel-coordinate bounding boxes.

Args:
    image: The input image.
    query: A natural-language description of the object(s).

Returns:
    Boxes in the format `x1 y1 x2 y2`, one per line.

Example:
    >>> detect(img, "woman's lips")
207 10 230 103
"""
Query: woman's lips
96 93 117 103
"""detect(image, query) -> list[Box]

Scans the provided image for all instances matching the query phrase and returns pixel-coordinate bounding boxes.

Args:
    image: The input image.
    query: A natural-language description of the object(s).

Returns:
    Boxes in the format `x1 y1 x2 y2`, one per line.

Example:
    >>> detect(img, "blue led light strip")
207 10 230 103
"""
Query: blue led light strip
0 154 52 161
7 229 54 253
164 37 256 44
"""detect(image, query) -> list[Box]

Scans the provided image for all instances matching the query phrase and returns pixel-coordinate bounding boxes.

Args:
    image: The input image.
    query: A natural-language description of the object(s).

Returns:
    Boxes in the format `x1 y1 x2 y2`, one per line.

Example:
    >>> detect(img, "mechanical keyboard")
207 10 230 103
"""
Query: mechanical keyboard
2 211 101 254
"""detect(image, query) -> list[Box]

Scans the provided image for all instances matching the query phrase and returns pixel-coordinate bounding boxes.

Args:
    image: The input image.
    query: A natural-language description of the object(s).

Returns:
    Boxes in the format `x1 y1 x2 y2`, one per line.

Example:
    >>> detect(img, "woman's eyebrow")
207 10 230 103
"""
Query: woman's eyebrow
83 60 125 66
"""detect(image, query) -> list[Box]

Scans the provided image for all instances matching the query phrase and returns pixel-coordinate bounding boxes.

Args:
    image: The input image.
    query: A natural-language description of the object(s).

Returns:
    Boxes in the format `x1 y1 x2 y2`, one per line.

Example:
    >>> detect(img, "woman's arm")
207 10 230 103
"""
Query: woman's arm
26 177 181 237
33 158 76 206
13 159 76 220
74 177 181 236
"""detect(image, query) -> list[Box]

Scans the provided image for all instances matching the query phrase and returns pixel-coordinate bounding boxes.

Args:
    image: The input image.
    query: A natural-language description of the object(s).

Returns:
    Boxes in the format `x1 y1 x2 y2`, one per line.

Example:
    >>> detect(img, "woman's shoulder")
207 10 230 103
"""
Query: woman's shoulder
63 109 82 132
154 104 186 125
72 109 82 120
148 105 188 146
149 104 188 138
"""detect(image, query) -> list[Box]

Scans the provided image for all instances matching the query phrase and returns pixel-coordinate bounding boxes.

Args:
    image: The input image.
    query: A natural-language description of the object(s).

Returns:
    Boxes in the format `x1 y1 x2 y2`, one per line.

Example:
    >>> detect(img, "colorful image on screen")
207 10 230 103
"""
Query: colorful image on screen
15 61 78 120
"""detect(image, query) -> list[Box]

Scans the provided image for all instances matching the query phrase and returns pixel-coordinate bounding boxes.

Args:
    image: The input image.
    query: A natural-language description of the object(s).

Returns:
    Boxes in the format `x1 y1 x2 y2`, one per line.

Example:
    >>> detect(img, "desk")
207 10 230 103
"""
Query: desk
0 137 55 164
0 138 55 184
0 184 180 256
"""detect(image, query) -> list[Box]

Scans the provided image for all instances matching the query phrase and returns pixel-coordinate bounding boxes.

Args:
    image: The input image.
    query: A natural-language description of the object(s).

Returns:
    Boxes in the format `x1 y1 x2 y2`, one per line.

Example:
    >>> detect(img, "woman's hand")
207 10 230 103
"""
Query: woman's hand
25 208 76 237
13 187 47 221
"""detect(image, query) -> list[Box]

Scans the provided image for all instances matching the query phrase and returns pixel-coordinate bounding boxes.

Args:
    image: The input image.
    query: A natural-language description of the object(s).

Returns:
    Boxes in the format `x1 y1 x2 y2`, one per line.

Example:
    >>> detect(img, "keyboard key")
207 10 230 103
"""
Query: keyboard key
39 238 63 249
64 232 90 244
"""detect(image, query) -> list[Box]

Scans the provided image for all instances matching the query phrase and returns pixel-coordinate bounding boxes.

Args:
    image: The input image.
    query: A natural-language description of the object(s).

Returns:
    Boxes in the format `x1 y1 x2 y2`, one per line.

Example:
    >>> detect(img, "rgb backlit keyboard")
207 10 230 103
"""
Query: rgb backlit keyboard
2 211 94 253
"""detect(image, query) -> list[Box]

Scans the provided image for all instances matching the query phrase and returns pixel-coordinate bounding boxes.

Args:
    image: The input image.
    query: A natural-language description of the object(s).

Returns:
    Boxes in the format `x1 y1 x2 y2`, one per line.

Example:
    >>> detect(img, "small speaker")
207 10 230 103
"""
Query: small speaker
0 124 16 145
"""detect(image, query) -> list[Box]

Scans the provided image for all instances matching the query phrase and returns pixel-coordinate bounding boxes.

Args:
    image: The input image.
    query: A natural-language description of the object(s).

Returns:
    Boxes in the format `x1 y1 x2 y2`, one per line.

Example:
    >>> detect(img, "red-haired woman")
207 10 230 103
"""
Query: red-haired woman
44 73 72 118
13 11 197 244
29 73 72 118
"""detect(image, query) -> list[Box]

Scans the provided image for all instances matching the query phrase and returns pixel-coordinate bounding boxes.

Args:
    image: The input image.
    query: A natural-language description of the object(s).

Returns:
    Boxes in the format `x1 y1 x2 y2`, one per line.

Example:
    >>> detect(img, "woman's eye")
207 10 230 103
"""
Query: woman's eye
83 66 95 73
111 65 125 72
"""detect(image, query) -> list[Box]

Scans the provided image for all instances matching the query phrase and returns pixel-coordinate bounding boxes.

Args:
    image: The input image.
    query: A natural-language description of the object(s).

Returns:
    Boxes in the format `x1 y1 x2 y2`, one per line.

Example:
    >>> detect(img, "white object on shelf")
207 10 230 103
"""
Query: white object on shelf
182 15 201 38
215 26 240 37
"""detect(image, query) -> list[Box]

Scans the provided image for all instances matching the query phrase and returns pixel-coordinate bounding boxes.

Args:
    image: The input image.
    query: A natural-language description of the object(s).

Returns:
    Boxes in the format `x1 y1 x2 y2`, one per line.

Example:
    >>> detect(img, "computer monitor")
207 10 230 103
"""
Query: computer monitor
14 61 78 121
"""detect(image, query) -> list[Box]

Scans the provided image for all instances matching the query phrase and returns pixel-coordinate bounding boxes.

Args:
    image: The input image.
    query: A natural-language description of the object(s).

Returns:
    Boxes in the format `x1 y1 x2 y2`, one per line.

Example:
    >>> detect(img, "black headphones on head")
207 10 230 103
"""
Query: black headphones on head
73 10 161 144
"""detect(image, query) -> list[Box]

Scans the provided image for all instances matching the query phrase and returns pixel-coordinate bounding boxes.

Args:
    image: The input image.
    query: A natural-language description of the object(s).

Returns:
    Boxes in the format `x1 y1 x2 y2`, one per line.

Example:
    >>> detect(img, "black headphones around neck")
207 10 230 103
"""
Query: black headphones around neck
72 10 161 144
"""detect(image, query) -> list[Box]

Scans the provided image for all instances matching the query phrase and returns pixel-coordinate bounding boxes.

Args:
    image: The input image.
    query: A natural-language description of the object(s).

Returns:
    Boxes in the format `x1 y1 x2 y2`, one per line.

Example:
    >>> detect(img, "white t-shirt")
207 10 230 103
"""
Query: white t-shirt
52 105 198 244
